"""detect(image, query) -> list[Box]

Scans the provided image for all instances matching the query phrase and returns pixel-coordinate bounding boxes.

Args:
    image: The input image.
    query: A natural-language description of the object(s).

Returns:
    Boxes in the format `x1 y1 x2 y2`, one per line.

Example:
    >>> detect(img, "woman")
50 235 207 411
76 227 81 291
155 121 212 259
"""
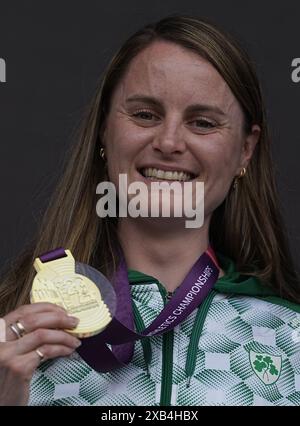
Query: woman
1 15 300 406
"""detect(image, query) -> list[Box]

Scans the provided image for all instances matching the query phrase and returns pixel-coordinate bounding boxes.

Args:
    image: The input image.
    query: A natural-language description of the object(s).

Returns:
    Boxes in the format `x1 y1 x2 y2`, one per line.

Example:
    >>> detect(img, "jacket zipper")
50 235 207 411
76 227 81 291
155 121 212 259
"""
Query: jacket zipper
160 290 174 406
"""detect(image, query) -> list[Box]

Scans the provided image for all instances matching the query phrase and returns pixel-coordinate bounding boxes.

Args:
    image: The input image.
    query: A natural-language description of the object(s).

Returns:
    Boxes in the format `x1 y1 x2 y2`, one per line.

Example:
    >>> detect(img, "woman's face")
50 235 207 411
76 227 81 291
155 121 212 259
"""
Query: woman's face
102 40 260 223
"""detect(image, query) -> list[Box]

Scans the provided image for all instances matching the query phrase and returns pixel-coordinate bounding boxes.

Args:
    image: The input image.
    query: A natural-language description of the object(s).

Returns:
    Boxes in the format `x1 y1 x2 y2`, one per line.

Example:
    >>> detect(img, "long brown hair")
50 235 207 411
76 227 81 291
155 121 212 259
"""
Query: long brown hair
1 14 299 315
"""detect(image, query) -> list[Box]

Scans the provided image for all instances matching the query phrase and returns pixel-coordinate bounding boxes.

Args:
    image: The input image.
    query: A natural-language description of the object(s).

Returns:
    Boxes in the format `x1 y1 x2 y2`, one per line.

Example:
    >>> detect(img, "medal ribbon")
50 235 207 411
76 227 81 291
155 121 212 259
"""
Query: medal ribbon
38 246 220 372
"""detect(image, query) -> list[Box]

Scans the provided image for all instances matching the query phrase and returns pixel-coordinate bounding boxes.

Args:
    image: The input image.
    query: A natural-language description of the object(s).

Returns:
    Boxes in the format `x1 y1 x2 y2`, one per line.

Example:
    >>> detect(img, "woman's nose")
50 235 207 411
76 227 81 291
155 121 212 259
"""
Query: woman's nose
151 119 186 155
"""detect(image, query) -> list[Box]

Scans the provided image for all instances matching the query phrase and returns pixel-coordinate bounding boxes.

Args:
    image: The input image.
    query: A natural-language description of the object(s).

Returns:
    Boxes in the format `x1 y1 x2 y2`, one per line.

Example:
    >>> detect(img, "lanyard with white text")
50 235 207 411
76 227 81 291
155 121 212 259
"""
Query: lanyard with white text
78 246 219 371
37 246 220 372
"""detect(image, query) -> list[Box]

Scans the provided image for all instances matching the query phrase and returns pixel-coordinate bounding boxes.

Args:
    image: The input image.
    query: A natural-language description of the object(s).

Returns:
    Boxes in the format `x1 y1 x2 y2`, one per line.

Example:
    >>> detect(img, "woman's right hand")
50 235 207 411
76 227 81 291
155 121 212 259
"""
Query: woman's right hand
0 302 81 406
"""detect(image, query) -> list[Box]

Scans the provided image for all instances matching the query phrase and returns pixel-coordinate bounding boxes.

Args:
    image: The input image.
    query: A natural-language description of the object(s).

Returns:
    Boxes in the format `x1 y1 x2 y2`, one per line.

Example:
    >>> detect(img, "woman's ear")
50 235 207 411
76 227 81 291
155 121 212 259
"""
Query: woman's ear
240 124 261 168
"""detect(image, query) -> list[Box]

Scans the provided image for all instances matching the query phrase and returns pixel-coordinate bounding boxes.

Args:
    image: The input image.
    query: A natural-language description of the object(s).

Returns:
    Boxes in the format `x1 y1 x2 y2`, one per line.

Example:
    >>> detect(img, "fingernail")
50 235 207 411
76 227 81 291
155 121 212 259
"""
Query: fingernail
75 340 82 347
69 316 79 326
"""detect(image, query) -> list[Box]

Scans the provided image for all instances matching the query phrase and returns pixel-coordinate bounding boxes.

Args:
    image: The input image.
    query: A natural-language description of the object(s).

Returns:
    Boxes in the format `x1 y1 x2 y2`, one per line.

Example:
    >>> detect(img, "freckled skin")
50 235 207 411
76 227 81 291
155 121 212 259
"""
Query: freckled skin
102 40 260 223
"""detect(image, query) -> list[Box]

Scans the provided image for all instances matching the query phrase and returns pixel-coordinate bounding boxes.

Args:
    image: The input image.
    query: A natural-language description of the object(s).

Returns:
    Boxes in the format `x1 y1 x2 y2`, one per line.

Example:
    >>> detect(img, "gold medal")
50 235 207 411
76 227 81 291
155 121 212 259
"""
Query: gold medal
31 250 112 338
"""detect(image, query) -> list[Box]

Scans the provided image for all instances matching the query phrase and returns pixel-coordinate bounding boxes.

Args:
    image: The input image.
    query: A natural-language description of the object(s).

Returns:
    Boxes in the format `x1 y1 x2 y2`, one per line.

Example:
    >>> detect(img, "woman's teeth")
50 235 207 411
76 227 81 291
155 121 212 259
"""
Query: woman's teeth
141 168 193 181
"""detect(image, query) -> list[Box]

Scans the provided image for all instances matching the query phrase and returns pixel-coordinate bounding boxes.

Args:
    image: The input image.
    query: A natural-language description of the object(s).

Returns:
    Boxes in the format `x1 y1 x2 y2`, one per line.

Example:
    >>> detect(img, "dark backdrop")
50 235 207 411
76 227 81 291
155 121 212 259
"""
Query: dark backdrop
0 0 299 270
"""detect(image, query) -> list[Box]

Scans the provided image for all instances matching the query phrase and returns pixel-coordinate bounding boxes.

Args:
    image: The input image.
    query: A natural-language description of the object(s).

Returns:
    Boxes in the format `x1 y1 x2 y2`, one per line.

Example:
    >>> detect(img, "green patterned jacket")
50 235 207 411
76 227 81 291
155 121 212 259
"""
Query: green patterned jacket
29 254 300 406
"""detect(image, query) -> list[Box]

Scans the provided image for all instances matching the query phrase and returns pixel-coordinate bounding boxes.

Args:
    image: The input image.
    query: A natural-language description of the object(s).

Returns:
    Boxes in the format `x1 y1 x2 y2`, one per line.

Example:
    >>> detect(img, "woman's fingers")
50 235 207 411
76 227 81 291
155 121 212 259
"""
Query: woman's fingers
0 304 81 406
1 351 44 382
33 343 76 363
14 329 81 356
6 311 79 341
0 350 42 406
12 344 77 377
4 302 67 324
1 344 77 393
3 303 78 341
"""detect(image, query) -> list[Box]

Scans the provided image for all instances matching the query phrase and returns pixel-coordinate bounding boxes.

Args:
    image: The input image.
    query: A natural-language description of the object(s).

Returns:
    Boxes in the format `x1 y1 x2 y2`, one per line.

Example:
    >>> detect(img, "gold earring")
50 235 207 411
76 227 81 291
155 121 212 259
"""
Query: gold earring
233 167 246 190
100 147 106 161
239 167 246 178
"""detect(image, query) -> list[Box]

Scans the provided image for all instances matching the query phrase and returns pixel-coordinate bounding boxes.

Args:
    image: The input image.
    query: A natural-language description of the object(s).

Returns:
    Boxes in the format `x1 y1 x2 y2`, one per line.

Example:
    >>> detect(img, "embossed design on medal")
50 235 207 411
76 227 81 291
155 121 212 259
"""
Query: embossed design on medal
30 250 112 338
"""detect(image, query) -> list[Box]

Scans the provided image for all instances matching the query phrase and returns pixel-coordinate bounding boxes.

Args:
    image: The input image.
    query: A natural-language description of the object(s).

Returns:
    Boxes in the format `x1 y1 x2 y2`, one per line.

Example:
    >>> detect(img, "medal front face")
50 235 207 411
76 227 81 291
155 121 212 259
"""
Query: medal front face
31 250 115 338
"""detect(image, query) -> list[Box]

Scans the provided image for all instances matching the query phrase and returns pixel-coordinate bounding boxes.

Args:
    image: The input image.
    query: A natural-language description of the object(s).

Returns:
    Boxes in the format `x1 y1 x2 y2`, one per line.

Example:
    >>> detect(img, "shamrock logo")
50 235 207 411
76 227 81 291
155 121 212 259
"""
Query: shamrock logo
249 351 282 385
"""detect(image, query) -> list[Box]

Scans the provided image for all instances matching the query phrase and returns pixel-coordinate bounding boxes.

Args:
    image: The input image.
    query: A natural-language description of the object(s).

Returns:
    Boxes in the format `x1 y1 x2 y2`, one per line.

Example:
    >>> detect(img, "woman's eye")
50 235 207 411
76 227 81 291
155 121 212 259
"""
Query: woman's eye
192 119 215 129
132 110 156 120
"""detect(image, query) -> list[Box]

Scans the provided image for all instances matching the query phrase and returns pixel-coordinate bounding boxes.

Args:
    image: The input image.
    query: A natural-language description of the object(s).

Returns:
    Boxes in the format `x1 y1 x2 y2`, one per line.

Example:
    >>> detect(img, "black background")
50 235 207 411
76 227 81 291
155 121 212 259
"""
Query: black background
0 0 299 270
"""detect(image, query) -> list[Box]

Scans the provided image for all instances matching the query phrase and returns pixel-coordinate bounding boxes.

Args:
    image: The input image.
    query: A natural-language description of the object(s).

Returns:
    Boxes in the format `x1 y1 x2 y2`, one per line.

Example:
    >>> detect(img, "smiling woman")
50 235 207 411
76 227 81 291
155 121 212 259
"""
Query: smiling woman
0 14 300 407
102 39 259 251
